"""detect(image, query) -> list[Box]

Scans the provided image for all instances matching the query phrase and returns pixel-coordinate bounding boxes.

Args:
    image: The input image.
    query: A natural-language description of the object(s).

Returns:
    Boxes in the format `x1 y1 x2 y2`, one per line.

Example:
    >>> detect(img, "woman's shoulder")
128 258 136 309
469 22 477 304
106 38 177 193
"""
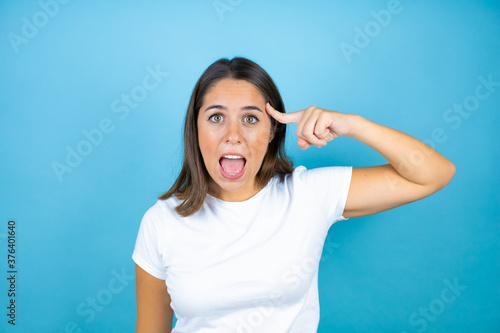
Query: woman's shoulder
279 165 306 179
289 164 352 176
142 196 181 222
283 164 352 186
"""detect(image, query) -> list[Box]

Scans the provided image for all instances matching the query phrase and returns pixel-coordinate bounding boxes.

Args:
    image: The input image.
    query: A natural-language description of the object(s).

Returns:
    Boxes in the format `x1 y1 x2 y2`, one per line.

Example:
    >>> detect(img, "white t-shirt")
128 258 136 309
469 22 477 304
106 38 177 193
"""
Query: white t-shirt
133 165 352 333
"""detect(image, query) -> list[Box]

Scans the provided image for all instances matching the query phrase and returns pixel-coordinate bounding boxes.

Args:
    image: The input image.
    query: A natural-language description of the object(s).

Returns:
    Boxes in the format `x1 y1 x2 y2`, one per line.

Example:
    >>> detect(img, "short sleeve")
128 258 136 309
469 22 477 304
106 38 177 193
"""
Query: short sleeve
293 165 353 227
132 204 167 280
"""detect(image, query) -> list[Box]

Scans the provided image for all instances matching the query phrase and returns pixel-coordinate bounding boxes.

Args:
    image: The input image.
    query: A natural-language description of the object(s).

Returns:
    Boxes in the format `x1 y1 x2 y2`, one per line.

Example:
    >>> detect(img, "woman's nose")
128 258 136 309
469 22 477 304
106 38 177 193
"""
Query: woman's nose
224 119 242 144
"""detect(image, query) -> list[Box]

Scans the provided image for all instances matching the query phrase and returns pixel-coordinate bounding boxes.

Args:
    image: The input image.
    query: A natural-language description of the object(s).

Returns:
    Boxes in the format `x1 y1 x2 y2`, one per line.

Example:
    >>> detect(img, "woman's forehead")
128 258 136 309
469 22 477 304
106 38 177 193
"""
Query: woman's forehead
203 79 265 105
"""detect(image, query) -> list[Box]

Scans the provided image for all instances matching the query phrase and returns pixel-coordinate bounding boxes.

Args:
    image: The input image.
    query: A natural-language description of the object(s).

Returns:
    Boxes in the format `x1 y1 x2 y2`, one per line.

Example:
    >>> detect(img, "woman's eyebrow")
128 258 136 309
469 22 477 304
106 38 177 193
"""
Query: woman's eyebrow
204 105 226 113
203 105 263 113
241 105 263 113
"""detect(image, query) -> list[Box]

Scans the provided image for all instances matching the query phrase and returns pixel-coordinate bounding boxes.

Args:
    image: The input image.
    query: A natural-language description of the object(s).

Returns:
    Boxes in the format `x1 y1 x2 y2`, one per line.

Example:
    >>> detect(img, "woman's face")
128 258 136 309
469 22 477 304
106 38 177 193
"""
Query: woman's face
197 79 274 202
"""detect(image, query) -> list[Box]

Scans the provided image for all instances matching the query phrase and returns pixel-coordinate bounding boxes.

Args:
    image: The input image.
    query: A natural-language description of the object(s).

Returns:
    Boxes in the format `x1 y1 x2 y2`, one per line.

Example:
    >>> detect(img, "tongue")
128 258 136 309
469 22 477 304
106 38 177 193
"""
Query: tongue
220 158 245 175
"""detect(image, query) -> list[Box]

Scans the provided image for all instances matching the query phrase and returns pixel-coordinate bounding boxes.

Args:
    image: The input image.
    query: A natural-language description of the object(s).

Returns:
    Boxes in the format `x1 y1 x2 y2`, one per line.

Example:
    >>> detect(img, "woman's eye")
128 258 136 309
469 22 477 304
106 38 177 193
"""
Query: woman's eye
244 115 258 124
209 114 223 122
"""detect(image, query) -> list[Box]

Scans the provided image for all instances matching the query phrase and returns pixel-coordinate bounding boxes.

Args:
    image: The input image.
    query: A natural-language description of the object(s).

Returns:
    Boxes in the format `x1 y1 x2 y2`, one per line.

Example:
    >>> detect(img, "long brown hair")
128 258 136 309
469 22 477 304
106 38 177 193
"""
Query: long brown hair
159 57 293 217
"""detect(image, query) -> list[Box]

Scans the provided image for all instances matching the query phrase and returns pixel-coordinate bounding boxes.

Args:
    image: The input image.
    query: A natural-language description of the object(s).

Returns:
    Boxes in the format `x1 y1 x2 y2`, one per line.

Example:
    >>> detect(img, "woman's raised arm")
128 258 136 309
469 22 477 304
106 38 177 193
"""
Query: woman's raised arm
265 104 456 218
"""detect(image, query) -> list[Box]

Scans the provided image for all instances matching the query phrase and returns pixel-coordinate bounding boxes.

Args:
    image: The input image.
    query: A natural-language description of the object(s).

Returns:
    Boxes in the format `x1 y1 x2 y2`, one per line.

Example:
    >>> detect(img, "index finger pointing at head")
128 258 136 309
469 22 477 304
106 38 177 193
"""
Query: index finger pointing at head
265 103 302 124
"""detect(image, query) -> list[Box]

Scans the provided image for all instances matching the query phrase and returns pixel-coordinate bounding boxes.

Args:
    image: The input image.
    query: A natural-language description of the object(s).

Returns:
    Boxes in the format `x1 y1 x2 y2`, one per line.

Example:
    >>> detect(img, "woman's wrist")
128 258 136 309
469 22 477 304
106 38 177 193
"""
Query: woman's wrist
342 113 369 140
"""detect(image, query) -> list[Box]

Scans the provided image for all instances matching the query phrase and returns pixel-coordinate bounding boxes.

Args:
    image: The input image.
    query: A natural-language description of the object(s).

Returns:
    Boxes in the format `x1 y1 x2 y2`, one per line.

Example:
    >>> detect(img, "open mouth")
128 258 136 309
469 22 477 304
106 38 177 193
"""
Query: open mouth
219 154 247 180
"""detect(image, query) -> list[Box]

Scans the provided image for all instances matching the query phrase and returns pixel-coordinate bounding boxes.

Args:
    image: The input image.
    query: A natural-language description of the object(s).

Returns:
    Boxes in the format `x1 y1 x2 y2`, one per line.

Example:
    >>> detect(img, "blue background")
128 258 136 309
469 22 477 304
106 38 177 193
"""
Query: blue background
1 0 499 332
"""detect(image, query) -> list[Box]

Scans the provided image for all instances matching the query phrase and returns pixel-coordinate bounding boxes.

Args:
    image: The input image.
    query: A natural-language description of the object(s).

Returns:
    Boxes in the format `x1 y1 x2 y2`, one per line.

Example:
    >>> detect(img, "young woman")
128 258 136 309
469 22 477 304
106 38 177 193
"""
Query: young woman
132 57 455 332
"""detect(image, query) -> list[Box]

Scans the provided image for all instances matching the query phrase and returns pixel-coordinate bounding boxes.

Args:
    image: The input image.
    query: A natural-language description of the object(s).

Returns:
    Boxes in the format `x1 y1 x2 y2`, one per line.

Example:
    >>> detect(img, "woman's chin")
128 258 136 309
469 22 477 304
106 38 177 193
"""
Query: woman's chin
208 171 258 201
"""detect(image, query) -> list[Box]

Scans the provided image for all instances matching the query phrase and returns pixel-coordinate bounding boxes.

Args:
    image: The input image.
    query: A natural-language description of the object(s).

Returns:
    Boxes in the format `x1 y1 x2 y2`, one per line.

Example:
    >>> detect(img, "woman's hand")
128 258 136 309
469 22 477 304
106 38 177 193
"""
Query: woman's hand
265 103 354 149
